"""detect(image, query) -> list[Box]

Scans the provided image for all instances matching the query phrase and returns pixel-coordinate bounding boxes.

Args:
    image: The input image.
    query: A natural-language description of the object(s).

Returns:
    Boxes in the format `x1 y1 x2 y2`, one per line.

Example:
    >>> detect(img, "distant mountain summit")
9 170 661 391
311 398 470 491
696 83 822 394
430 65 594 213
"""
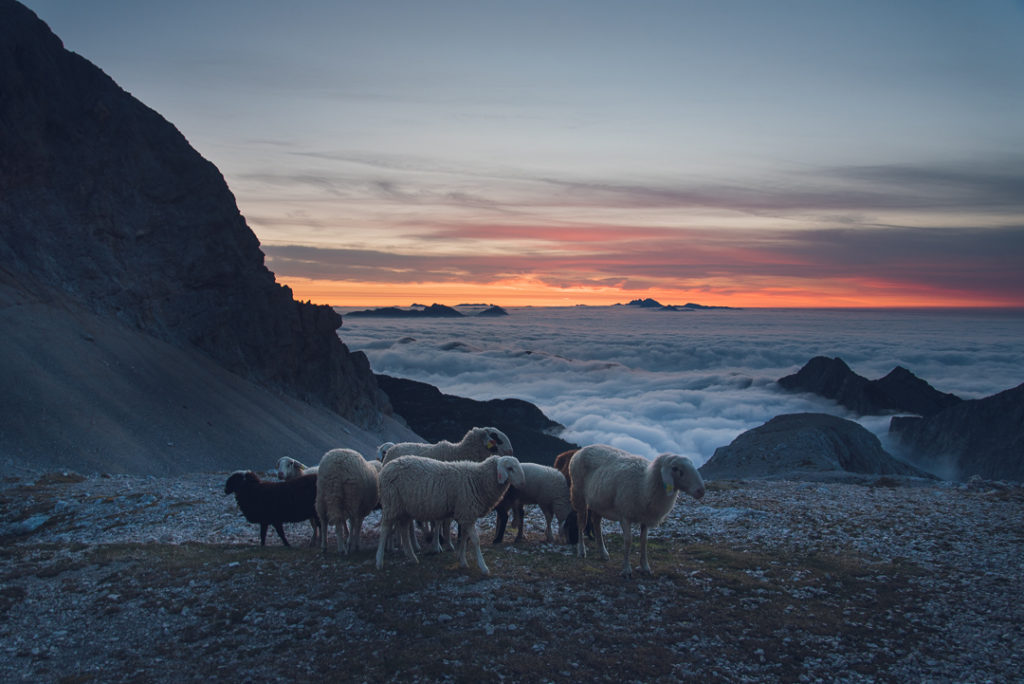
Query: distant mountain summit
778 357 961 417
347 304 464 318
623 298 735 311
346 303 509 317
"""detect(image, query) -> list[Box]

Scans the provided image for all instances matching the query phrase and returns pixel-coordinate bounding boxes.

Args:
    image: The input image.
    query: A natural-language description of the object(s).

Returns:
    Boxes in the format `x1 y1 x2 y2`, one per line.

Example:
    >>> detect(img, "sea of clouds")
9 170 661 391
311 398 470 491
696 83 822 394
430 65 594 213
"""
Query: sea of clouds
338 306 1024 467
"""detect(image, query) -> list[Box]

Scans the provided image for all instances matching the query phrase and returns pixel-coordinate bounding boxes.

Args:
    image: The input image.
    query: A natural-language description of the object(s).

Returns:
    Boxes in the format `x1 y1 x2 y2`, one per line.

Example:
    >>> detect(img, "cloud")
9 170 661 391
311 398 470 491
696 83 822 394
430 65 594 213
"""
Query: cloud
338 308 1024 467
263 223 1024 303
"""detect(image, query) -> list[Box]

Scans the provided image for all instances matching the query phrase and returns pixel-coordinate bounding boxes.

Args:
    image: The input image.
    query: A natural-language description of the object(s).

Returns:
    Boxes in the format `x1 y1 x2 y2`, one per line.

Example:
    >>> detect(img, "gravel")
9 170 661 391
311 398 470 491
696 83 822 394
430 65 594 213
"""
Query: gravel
1 469 1021 682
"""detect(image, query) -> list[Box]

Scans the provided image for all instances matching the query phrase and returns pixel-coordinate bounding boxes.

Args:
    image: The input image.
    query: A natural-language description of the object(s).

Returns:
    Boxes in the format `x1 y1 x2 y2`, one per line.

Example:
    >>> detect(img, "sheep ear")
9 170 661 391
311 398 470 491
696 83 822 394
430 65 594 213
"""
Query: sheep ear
496 460 509 485
660 462 675 495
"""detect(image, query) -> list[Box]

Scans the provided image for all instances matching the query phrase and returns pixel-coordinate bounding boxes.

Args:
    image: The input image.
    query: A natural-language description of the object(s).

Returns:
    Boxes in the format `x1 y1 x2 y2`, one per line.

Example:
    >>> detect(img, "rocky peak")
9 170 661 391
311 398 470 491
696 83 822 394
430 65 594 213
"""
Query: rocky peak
778 356 961 417
0 1 383 426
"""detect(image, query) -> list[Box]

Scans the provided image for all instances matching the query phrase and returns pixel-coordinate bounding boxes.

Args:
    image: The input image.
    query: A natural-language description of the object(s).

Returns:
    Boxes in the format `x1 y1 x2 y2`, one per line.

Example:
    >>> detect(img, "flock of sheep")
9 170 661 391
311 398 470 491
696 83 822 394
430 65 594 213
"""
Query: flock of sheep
224 426 706 578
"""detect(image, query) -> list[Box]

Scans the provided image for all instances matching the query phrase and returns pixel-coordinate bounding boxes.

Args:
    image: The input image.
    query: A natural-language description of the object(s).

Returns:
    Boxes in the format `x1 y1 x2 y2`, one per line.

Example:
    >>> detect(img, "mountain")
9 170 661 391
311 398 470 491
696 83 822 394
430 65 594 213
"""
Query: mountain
346 304 464 318
890 383 1024 482
778 357 962 417
0 1 418 473
700 413 931 481
374 375 579 466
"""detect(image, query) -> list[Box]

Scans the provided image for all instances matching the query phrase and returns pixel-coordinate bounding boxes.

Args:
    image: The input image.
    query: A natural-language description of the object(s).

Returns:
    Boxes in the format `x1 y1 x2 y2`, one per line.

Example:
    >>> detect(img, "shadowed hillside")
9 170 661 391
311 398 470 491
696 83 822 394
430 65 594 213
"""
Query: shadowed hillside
0 1 418 473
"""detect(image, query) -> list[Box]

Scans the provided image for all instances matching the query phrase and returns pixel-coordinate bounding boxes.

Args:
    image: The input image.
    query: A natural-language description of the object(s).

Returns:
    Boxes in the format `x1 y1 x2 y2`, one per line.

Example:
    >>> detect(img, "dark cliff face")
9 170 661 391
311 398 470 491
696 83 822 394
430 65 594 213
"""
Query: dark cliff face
890 383 1024 482
0 1 382 425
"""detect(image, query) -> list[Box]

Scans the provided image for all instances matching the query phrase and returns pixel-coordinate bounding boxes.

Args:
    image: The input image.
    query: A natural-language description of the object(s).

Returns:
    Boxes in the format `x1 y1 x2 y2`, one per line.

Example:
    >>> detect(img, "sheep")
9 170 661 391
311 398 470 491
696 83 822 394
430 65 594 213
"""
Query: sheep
375 442 395 462
380 427 514 552
315 448 382 554
375 454 525 576
380 426 513 464
276 456 318 480
492 462 577 545
569 445 705 578
275 456 325 542
554 448 593 540
552 448 578 486
224 470 319 547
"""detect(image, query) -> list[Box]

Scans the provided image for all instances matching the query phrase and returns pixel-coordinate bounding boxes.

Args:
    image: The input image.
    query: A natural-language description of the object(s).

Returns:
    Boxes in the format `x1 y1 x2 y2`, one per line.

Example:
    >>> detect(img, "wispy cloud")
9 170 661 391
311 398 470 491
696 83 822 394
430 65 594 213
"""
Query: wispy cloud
246 153 1024 305
264 223 1024 304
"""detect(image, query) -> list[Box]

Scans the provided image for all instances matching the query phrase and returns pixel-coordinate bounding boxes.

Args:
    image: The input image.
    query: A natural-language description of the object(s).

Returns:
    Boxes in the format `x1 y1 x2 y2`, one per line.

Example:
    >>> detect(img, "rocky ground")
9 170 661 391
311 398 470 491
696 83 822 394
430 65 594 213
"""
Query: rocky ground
1 468 1022 683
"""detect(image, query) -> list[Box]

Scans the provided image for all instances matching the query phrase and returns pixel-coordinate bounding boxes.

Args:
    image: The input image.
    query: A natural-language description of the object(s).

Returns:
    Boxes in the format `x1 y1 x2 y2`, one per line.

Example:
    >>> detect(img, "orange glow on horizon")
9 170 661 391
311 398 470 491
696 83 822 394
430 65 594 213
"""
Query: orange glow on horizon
279 276 1021 310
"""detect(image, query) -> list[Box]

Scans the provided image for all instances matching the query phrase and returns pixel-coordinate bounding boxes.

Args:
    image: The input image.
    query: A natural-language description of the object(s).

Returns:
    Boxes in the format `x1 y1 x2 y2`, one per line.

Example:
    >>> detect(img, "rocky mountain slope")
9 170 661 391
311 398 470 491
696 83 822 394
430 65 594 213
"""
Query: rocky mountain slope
0 1 415 473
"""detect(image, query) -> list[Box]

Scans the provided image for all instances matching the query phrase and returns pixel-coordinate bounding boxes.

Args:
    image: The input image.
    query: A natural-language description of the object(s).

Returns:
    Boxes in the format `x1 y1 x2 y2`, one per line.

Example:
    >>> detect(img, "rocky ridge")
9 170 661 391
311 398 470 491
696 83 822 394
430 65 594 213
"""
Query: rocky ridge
0 1 383 428
1 468 1021 682
778 357 961 417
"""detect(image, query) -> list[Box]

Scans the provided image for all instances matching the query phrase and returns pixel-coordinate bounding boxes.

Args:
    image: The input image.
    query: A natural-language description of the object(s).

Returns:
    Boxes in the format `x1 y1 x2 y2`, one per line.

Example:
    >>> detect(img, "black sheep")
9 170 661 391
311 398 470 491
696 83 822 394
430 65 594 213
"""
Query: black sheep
224 470 319 546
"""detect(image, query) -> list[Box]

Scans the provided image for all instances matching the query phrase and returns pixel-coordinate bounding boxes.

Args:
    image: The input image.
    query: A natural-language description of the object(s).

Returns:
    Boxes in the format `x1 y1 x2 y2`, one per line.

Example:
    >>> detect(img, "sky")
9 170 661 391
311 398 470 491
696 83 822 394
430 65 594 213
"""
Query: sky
23 0 1024 308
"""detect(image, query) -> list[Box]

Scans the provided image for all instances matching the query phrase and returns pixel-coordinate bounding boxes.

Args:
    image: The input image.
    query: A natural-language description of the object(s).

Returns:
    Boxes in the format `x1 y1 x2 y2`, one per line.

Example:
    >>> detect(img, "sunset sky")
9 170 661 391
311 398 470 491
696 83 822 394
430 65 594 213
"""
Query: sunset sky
25 0 1024 307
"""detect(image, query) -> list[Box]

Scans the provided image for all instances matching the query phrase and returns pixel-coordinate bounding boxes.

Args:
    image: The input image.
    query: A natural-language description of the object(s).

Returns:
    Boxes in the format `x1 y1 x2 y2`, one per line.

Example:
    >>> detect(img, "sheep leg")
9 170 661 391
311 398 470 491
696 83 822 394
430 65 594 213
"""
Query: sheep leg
427 520 444 554
336 522 345 554
542 506 554 543
375 519 391 569
309 518 320 546
620 520 633 578
347 515 363 554
272 522 290 547
592 514 609 561
513 504 526 543
456 525 469 568
465 522 490 576
399 518 419 564
317 499 328 553
575 509 588 558
259 523 269 546
638 523 652 575
441 519 456 551
492 506 509 544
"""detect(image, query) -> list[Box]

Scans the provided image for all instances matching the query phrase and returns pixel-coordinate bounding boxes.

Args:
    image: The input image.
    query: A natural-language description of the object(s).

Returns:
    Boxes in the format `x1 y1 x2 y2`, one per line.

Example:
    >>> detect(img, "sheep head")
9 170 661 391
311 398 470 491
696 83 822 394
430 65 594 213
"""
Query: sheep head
276 457 305 480
479 427 513 456
495 455 525 487
658 455 706 500
224 470 258 495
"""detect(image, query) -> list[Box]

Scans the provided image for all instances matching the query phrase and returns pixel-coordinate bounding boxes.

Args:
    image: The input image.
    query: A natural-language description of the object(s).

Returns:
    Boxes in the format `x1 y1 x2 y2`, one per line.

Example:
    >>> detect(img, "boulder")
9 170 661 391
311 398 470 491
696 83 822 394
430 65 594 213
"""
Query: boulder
701 413 930 480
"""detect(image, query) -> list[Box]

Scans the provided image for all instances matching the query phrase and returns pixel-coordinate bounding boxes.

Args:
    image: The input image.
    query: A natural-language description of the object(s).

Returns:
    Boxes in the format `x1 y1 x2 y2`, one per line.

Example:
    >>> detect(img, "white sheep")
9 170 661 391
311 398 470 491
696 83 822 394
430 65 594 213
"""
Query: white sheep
493 462 574 544
380 427 514 552
380 426 513 463
276 456 318 480
375 442 395 462
375 454 525 576
569 444 705 578
315 448 383 554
